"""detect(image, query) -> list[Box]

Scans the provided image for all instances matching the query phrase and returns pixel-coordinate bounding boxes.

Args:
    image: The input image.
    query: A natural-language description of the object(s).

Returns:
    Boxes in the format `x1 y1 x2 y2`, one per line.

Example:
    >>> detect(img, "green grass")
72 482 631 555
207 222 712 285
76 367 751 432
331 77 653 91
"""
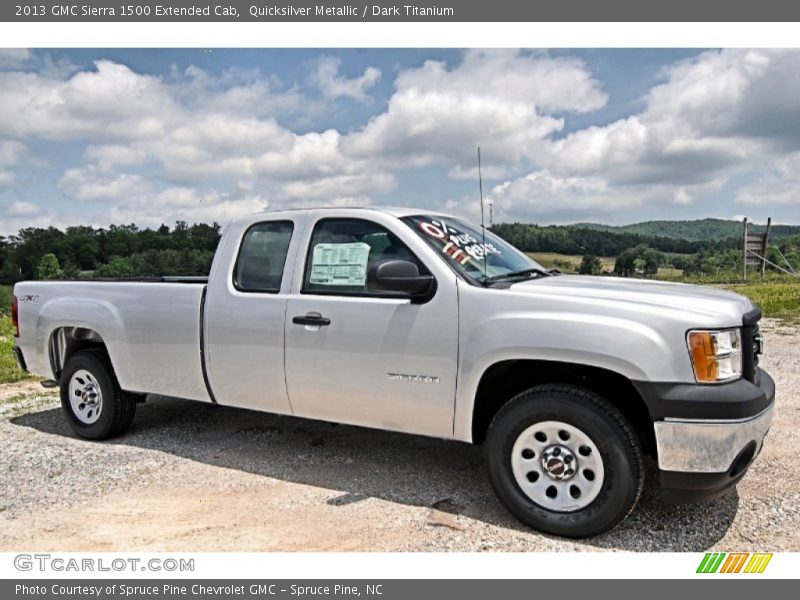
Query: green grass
716 280 800 319
0 284 10 315
0 316 33 384
0 284 35 384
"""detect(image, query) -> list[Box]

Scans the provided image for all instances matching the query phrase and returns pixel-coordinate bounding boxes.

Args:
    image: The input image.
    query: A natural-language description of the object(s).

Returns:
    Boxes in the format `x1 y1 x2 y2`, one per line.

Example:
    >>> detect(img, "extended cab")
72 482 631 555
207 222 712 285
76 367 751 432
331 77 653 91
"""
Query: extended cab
11 207 775 537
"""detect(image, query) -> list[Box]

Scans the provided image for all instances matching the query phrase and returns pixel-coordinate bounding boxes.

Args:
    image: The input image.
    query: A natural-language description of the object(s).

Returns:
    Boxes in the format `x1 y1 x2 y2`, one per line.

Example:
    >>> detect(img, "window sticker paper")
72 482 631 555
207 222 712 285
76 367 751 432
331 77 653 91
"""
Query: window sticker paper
309 242 371 286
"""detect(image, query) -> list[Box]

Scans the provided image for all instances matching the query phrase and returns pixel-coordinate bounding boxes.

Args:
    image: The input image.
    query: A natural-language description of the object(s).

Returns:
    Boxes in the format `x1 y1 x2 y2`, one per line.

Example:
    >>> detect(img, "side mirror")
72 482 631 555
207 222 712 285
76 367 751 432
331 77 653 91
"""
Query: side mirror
367 259 435 299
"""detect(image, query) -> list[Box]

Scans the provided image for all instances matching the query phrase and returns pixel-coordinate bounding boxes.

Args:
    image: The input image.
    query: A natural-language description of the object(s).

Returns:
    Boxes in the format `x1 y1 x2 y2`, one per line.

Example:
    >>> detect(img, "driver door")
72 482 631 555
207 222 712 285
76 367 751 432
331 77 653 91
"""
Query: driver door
284 215 459 438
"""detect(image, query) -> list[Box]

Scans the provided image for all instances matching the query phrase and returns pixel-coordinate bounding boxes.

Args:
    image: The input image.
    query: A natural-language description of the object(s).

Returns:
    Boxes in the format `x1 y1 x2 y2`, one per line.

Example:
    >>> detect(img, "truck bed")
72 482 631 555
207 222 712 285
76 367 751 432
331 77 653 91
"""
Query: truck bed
13 280 211 402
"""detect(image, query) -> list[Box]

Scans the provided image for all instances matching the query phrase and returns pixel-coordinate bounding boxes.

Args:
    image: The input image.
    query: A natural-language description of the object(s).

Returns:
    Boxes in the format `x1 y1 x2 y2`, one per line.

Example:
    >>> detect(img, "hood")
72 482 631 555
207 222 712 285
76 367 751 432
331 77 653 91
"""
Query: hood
508 275 754 326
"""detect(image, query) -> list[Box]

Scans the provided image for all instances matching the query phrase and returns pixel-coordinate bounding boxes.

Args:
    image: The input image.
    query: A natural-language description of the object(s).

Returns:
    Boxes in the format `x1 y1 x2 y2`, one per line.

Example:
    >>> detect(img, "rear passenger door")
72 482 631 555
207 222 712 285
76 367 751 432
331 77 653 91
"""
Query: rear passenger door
283 215 459 438
204 217 302 413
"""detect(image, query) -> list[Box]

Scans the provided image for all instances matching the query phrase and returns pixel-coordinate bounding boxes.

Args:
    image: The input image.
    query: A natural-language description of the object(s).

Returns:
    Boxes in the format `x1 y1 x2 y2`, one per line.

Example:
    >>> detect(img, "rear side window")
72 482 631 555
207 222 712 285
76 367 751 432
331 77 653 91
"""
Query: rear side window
302 218 429 296
234 221 294 293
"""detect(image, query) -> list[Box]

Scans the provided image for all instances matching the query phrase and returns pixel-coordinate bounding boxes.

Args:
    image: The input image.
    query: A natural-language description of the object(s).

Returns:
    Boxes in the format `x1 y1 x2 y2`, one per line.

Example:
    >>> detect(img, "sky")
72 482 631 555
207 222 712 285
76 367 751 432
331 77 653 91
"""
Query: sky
1 47 799 236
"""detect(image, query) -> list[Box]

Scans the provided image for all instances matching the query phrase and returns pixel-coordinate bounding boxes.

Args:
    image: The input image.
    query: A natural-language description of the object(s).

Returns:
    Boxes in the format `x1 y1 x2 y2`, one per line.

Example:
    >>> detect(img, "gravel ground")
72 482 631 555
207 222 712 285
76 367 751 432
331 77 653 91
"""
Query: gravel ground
0 318 797 552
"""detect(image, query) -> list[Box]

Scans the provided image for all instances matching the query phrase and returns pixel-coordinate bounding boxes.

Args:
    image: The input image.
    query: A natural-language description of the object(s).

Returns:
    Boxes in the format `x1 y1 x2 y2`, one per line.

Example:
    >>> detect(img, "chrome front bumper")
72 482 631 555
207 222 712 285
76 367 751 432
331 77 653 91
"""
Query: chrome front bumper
654 404 774 473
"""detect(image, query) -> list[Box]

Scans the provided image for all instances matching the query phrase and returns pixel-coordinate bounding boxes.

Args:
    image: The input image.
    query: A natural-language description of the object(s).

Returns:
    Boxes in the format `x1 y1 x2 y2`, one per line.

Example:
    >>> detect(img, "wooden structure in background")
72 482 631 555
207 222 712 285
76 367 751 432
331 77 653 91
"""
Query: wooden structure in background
742 217 772 280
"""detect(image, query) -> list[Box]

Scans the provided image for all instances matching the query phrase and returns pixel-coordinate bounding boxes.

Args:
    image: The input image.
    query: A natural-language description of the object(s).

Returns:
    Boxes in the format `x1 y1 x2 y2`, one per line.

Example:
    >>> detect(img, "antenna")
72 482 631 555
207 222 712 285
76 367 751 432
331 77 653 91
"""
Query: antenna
478 146 488 280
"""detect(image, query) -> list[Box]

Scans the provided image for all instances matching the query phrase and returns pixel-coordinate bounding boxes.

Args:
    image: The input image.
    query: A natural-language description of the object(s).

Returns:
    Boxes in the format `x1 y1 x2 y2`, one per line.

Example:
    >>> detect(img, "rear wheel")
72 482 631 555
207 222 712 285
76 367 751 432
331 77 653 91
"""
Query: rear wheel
60 349 136 440
487 384 644 538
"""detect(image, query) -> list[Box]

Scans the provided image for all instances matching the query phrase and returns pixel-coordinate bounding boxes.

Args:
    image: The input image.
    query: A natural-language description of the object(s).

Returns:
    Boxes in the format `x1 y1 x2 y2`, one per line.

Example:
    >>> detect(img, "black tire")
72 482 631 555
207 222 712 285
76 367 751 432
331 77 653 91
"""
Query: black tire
487 384 644 538
60 349 136 440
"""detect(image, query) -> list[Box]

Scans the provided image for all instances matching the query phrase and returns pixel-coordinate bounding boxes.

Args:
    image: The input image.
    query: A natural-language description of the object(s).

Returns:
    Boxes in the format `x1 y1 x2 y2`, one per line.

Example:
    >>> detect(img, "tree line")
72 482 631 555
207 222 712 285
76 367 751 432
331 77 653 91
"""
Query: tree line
490 222 738 256
0 222 221 283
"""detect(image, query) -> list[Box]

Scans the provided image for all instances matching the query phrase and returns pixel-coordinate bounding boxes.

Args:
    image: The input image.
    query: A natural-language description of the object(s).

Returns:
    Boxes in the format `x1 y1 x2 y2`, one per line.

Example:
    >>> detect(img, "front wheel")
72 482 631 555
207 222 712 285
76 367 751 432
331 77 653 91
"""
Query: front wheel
60 349 136 440
487 384 644 538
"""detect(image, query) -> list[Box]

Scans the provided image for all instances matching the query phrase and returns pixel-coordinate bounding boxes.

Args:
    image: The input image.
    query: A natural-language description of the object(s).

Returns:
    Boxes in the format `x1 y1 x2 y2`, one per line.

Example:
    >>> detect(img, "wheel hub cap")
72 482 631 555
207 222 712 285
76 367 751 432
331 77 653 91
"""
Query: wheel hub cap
542 445 576 480
511 420 605 512
68 369 103 425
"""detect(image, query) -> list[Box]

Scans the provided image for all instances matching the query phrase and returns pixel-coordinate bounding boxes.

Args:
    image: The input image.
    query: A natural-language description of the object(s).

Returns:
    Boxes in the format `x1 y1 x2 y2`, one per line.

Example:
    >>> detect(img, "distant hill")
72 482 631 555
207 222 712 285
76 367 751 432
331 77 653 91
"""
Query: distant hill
571 218 800 242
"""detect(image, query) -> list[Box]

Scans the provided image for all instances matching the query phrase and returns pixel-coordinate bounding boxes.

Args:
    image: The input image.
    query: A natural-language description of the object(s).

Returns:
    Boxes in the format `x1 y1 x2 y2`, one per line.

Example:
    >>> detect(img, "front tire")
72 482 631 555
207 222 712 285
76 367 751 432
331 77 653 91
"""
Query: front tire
60 349 136 440
487 384 644 538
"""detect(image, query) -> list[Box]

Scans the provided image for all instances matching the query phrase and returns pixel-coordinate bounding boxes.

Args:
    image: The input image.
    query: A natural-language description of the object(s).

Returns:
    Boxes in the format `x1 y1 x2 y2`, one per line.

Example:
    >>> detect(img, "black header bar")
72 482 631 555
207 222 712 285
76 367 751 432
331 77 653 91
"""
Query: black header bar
4 0 800 22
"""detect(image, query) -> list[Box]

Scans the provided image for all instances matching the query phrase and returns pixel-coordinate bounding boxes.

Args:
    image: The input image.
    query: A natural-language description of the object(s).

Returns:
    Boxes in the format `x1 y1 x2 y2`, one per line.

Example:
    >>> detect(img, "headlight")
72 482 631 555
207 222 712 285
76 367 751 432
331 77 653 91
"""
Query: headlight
687 329 742 383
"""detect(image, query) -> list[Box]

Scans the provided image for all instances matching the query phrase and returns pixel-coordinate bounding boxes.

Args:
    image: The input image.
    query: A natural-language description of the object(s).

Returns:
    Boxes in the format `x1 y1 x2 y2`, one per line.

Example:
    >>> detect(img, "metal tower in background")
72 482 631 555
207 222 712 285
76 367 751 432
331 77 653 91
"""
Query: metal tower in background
742 217 772 280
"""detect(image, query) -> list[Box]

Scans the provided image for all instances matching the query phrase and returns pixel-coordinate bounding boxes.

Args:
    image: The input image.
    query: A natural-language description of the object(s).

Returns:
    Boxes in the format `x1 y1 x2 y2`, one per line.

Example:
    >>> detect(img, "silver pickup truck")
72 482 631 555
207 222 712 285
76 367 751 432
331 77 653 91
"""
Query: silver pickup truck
11 206 775 537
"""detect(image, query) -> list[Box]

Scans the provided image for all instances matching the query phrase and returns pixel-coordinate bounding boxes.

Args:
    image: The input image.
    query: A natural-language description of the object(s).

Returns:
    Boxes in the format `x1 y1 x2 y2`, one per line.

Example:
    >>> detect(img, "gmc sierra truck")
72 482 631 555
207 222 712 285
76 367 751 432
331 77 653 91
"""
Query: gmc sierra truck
11 207 774 537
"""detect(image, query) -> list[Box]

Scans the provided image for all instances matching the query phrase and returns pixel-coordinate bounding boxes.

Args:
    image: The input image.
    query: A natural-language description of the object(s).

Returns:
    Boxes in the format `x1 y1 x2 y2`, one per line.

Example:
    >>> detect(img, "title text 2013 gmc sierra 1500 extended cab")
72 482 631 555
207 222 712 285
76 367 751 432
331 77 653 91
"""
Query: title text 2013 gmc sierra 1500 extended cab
11 207 775 537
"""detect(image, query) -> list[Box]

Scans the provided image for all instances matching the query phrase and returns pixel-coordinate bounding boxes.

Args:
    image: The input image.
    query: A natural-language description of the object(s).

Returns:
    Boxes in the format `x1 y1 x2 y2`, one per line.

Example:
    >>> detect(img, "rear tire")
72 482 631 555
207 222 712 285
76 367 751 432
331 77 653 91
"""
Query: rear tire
60 349 136 440
487 384 644 538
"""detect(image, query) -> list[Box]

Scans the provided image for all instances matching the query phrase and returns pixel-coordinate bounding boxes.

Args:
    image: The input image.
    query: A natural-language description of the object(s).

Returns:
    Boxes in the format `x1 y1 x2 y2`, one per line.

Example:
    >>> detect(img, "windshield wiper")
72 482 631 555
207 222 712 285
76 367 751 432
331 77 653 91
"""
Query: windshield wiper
483 267 553 285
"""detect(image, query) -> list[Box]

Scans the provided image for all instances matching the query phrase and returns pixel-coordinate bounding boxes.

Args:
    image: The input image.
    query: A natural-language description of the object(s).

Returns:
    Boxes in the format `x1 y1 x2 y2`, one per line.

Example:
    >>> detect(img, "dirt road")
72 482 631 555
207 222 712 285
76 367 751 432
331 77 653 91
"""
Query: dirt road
1 320 797 552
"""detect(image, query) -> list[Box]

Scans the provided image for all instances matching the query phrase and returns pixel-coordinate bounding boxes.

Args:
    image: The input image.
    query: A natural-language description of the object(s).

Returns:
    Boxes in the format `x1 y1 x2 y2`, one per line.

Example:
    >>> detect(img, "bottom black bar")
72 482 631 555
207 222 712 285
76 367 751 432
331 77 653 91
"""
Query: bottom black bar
2 580 795 600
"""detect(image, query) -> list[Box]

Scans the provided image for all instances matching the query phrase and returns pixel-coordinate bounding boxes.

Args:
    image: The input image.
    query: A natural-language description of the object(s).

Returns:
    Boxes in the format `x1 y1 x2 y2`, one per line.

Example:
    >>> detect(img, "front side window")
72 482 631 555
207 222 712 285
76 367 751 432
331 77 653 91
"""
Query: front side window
402 215 546 285
303 218 429 296
234 221 294 293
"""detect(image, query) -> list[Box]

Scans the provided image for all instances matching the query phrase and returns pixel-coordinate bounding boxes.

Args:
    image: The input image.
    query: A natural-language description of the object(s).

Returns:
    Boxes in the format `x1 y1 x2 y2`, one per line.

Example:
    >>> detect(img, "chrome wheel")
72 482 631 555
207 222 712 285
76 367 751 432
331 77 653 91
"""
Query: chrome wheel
68 369 103 424
511 420 604 512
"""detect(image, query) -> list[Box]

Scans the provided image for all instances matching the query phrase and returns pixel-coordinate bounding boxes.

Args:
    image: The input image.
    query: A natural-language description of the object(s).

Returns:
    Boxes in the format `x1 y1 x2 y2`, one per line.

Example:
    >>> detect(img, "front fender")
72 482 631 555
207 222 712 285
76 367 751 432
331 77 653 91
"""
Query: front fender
453 309 689 442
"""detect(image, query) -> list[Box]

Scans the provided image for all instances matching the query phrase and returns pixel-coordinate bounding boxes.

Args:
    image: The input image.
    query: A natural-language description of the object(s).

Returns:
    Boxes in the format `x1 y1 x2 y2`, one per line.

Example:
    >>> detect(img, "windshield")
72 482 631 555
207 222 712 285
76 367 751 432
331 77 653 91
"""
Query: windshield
402 215 546 285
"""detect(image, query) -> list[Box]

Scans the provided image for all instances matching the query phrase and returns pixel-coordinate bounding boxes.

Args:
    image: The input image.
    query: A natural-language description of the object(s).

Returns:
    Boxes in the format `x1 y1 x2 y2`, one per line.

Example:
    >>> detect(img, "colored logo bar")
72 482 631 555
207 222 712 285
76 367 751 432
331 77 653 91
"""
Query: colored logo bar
697 552 773 573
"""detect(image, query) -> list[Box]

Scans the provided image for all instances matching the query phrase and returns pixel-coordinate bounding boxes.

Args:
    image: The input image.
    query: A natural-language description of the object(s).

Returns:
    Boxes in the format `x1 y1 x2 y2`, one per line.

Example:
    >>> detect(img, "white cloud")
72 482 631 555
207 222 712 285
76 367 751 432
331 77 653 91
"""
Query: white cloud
483 49 800 221
83 144 149 170
0 60 301 145
58 166 145 202
394 49 607 113
447 163 507 180
547 49 800 188
177 65 306 117
674 188 694 205
0 49 32 69
0 60 176 141
0 201 57 235
150 115 295 183
0 140 27 165
735 152 800 207
0 140 29 186
249 129 369 180
489 169 731 223
152 186 224 208
153 125 392 204
281 172 395 203
105 187 269 228
0 58 395 223
52 155 284 226
6 49 800 230
309 56 381 102
737 186 800 207
486 170 651 222
6 200 41 217
343 50 606 172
